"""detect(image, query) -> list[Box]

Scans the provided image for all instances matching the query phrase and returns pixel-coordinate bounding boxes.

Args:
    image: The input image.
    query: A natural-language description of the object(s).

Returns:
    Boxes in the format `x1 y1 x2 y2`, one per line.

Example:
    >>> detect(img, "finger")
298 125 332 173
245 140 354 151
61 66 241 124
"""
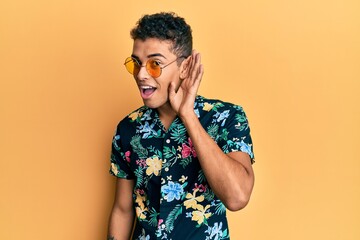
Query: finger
184 53 194 79
183 51 198 85
189 53 203 86
191 63 204 92
197 63 204 82
190 52 202 83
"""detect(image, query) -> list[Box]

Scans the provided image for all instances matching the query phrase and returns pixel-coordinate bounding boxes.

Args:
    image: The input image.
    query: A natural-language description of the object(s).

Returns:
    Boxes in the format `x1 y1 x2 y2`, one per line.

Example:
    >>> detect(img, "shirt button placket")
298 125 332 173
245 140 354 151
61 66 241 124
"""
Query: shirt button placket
158 136 172 238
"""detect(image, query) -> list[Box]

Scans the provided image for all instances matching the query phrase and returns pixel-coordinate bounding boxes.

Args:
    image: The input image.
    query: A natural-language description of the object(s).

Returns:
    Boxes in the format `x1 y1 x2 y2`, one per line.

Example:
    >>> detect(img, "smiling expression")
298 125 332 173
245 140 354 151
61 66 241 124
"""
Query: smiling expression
131 38 185 111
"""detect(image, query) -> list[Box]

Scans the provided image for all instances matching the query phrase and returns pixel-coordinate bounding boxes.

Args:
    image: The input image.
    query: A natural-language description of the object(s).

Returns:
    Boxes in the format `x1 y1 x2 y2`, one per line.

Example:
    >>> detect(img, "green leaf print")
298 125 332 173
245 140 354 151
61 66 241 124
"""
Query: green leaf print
148 207 159 227
163 146 178 168
203 188 215 201
212 102 225 112
180 157 192 168
214 201 226 215
218 129 229 141
165 204 183 232
222 229 229 239
207 124 219 140
134 168 144 188
235 113 246 123
130 135 148 159
147 146 163 159
198 170 206 183
170 124 187 144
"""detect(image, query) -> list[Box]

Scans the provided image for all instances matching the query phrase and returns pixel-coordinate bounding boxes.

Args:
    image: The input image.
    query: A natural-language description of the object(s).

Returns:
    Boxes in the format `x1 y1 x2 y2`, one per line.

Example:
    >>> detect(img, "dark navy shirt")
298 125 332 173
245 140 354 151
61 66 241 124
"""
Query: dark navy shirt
110 96 254 240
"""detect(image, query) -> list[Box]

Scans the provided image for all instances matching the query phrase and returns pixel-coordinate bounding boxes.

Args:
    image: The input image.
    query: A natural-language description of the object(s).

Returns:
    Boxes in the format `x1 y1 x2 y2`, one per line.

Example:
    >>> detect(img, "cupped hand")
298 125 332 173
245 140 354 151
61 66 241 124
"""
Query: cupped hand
169 50 204 118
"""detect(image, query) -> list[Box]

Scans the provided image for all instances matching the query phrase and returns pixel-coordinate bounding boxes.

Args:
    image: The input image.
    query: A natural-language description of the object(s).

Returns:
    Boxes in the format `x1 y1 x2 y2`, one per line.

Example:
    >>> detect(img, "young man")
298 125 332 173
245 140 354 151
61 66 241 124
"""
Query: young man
108 12 255 240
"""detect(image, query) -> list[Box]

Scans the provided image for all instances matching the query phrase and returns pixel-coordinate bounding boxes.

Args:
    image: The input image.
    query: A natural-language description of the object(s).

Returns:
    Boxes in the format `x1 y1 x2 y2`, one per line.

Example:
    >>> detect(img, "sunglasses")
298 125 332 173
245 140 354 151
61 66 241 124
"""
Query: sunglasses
124 56 185 78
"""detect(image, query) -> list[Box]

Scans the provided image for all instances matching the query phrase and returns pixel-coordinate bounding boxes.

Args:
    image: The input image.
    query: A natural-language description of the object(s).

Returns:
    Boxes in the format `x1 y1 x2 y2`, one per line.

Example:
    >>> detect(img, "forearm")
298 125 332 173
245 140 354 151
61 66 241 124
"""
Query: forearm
180 112 254 211
107 207 135 240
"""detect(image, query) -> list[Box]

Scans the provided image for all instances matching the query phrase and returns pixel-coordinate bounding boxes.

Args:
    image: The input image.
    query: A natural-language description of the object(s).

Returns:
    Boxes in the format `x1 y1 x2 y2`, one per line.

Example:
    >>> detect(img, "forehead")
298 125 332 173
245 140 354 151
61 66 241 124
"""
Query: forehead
132 38 175 59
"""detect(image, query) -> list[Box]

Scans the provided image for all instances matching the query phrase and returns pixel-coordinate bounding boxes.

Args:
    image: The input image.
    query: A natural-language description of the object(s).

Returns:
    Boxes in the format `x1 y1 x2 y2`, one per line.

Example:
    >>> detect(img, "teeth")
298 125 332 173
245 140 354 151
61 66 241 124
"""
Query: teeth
140 86 155 89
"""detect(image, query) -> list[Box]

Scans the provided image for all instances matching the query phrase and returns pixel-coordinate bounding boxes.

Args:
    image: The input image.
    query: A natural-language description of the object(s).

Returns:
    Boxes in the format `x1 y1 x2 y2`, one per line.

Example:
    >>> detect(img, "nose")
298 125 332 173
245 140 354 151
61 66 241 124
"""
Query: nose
135 64 150 80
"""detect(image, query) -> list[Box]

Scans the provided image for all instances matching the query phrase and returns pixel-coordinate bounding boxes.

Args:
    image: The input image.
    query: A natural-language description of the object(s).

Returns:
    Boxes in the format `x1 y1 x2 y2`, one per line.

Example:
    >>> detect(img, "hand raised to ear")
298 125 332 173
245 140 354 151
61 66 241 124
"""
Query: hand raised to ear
169 50 204 118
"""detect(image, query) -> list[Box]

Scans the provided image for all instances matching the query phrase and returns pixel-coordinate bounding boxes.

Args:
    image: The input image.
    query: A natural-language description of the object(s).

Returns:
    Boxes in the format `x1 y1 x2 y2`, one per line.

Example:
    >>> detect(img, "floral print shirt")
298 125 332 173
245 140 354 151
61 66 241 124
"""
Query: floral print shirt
110 96 254 240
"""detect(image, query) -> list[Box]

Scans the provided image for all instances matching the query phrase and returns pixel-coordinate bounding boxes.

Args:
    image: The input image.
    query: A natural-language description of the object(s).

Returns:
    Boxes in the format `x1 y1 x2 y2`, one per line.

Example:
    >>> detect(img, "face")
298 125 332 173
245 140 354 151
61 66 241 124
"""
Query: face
131 38 183 110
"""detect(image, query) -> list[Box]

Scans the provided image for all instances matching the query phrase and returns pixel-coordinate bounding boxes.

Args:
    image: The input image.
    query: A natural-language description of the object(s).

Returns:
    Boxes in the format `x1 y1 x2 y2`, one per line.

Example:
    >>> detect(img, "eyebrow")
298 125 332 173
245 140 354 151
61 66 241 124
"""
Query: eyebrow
131 53 167 60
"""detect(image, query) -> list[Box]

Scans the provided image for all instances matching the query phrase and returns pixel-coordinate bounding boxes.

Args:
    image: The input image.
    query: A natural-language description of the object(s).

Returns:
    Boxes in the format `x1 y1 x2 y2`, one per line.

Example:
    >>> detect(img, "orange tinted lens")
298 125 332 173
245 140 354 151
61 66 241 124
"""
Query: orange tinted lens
124 57 139 76
146 59 161 78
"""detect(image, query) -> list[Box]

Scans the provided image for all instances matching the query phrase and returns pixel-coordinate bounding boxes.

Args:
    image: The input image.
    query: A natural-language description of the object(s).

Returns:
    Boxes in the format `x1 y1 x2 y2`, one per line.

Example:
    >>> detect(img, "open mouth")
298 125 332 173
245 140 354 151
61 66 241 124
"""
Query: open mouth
140 86 157 99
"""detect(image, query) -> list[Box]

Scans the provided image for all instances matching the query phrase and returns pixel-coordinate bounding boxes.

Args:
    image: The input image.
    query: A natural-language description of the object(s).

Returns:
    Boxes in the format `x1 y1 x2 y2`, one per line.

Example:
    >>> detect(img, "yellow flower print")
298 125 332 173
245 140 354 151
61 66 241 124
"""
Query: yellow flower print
135 191 148 220
191 204 211 225
184 189 204 209
110 163 119 176
128 110 143 121
179 175 188 183
203 102 214 111
146 156 162 176
135 192 146 209
136 206 148 220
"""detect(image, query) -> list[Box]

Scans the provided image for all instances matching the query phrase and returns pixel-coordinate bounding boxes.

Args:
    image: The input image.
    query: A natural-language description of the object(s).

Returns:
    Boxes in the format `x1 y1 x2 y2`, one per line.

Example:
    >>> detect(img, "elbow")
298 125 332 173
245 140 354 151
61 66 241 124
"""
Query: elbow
224 195 250 212
225 172 255 211
218 168 255 211
222 185 253 211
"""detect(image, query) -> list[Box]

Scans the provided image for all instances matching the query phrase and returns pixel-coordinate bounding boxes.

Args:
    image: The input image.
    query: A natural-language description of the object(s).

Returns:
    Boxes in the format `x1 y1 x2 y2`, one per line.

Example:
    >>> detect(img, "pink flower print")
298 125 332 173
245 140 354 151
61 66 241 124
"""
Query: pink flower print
136 189 145 195
193 183 207 193
136 159 147 167
181 138 197 158
125 151 131 162
158 219 163 228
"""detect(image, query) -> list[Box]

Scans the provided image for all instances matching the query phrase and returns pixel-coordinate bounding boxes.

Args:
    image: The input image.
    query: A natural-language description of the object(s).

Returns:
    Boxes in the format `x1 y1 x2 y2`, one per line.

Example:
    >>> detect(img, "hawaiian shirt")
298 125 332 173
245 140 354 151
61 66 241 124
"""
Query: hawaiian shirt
109 95 254 240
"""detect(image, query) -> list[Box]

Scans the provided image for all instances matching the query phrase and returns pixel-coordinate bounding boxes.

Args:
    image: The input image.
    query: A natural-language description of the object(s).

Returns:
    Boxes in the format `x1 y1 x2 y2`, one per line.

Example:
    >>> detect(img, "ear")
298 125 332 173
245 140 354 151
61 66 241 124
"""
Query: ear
179 56 191 79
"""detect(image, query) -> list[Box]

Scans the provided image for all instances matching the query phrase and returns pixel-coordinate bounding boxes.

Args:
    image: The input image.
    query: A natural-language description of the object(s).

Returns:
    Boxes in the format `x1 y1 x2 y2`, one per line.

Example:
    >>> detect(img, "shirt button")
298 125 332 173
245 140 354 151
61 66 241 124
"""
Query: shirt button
166 139 170 144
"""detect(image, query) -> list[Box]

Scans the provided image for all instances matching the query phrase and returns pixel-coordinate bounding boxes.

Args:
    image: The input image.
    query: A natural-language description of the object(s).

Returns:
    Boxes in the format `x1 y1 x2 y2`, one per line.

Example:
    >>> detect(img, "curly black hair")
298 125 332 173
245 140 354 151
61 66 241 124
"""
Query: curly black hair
130 12 192 58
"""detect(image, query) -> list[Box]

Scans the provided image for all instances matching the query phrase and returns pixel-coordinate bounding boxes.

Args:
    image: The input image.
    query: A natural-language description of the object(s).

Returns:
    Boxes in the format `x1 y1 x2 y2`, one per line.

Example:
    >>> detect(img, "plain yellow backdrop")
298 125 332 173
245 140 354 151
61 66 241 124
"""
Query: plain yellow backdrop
1 0 359 239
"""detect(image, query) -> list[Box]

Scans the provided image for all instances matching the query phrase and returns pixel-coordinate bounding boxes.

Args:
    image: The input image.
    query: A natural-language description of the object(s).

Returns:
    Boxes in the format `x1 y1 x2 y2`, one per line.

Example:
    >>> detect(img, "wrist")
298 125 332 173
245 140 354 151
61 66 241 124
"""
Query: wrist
179 110 198 126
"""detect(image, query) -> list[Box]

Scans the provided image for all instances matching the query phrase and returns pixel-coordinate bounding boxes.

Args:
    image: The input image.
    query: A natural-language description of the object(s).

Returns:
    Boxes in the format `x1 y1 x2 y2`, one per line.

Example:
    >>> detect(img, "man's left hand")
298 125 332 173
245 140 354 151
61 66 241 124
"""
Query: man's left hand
169 50 204 118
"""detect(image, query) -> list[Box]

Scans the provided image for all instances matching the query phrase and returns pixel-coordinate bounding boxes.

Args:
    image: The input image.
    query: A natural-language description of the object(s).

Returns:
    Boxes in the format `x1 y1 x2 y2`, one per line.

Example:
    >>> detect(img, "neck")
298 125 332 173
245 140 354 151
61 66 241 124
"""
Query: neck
157 102 177 130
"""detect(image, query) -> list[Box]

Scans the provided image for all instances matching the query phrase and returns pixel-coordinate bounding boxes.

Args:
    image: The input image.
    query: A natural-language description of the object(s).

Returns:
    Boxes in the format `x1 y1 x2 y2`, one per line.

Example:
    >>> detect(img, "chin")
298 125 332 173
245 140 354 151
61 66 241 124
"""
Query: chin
142 98 168 110
142 99 160 109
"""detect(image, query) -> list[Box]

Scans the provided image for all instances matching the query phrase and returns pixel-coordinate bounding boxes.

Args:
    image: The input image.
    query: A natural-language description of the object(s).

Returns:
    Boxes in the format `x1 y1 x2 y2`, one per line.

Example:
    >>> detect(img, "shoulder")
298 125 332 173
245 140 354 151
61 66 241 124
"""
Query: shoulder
121 105 150 122
116 105 151 130
125 105 150 122
195 95 246 114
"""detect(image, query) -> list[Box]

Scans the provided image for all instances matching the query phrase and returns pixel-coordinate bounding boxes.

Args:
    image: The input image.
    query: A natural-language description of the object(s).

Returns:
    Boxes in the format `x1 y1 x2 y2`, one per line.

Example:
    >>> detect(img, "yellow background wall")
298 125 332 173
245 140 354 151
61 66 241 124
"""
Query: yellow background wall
1 0 359 239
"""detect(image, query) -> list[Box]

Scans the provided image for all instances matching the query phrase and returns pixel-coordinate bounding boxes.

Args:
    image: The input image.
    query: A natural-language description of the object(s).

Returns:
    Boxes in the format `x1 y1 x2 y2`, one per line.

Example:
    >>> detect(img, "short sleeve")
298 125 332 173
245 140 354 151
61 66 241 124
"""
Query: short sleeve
109 128 135 179
217 105 255 163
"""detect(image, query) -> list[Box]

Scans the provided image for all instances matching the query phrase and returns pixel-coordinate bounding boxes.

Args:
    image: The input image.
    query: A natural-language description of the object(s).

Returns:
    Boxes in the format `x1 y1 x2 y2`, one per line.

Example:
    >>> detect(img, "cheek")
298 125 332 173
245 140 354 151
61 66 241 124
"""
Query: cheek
157 74 180 90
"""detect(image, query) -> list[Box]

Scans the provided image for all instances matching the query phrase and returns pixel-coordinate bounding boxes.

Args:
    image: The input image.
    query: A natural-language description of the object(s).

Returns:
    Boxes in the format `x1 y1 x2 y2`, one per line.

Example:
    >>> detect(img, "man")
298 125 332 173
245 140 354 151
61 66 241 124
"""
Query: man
108 12 254 240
